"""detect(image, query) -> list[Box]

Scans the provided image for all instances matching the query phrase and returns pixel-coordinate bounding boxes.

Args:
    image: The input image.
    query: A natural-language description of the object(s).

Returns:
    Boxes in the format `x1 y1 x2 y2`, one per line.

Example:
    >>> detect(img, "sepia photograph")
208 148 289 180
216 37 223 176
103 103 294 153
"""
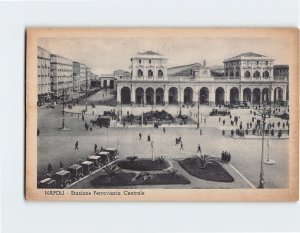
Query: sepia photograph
26 28 299 201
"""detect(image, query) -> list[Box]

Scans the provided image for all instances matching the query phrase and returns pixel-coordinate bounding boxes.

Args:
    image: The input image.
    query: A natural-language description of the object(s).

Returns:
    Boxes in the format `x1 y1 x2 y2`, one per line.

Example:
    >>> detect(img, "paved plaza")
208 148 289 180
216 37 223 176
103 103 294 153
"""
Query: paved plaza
37 90 289 189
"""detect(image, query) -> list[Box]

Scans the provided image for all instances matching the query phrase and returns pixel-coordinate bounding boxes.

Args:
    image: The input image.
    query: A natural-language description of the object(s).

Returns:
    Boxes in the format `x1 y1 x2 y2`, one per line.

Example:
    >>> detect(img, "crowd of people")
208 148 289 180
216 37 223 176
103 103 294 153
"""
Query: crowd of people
218 106 289 138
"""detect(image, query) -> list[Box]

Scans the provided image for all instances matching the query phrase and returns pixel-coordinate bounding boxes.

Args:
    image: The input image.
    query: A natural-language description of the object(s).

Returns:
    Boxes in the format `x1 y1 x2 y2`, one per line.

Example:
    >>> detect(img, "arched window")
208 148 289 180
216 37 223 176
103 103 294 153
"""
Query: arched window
230 71 234 77
138 69 143 77
263 71 269 78
244 71 250 78
253 71 260 78
148 69 153 77
235 71 240 77
158 70 163 77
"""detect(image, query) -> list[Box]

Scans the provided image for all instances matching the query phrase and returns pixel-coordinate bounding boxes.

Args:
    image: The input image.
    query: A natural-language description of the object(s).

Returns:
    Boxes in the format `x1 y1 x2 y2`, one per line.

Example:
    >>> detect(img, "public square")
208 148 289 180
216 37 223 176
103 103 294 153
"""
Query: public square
37 89 289 189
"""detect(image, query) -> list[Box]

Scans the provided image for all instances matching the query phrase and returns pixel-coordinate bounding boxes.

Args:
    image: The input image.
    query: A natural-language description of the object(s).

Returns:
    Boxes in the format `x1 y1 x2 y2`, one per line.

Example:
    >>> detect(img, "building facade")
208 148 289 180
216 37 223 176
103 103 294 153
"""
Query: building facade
50 54 74 98
117 51 288 106
37 46 51 104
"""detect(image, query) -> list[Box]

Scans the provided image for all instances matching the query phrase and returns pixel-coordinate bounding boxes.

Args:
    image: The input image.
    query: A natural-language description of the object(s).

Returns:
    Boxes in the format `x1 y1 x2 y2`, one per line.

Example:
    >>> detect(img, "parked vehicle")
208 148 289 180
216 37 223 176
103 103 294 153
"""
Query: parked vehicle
98 151 110 165
38 177 56 188
209 108 231 116
87 155 101 168
91 116 110 128
81 161 95 175
53 170 71 188
105 148 119 160
67 164 83 181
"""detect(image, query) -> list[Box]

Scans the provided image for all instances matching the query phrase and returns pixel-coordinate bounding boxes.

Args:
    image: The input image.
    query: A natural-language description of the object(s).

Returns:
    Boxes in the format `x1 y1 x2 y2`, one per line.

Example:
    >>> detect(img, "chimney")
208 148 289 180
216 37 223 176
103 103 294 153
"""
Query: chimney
203 60 206 67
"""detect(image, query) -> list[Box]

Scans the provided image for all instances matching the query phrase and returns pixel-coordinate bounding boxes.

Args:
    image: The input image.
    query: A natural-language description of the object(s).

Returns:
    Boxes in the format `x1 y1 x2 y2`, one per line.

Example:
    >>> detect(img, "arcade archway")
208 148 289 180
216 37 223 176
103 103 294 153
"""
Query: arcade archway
274 87 283 103
262 88 270 104
168 87 178 104
135 87 144 104
230 87 239 104
184 87 193 104
199 87 209 105
120 87 131 104
155 88 164 105
215 87 225 105
252 88 261 104
243 88 251 103
145 87 154 105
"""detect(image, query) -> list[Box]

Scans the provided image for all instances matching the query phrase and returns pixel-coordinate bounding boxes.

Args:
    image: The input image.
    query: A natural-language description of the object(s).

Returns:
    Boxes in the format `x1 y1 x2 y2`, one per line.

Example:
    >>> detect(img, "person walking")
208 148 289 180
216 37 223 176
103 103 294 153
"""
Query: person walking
180 141 184 150
222 119 225 126
200 128 202 135
94 143 97 153
197 144 202 153
163 127 166 133
148 134 151 142
222 129 225 136
75 141 79 150
139 133 142 140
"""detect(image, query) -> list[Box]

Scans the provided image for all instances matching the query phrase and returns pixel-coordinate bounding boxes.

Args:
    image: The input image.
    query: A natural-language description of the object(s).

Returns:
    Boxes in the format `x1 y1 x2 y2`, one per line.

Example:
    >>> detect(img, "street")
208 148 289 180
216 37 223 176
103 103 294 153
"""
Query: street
38 91 289 189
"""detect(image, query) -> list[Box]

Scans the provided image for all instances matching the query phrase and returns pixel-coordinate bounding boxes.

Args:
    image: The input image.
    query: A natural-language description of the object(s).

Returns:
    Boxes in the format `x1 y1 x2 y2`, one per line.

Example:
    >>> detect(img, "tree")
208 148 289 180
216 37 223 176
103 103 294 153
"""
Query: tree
47 163 52 175
59 161 64 169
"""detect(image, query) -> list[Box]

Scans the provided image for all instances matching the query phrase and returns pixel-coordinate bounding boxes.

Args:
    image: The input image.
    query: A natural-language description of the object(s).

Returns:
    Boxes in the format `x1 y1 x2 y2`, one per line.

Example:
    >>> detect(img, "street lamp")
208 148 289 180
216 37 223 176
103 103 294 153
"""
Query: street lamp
59 88 70 131
257 103 271 188
85 72 88 112
197 93 200 129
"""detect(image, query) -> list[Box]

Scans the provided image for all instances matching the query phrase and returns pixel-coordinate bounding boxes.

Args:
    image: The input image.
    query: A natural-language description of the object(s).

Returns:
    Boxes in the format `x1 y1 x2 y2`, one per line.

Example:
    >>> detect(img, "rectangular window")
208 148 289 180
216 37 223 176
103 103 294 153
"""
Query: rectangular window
139 59 141 64
149 59 151 64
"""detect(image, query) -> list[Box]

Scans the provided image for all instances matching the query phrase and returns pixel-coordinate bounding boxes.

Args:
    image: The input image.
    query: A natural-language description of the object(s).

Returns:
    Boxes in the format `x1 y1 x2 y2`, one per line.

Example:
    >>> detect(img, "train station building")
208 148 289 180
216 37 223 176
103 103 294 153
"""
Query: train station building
116 51 288 106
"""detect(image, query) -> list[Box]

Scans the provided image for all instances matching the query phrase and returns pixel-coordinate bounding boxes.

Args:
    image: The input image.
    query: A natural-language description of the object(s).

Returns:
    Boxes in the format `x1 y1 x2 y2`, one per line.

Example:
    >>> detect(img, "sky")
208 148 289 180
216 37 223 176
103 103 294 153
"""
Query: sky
38 37 290 75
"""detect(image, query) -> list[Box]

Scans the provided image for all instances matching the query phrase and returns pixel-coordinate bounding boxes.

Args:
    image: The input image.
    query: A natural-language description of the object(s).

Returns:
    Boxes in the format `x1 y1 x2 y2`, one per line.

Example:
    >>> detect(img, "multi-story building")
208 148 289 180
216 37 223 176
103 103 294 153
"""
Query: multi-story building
37 46 51 104
117 51 288 106
73 62 81 92
50 54 73 98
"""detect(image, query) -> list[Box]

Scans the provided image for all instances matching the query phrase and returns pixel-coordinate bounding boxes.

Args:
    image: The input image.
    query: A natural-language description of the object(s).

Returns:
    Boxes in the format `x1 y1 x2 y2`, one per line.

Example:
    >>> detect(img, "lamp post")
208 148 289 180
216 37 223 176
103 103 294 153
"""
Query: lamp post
197 93 200 129
85 70 88 112
59 88 70 131
257 103 271 188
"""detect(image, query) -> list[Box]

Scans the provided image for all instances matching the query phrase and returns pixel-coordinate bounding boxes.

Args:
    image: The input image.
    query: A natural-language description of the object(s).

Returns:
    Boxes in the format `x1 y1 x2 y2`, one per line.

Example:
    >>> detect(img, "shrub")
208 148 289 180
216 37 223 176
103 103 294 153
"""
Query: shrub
126 156 138 163
168 168 177 175
156 156 166 164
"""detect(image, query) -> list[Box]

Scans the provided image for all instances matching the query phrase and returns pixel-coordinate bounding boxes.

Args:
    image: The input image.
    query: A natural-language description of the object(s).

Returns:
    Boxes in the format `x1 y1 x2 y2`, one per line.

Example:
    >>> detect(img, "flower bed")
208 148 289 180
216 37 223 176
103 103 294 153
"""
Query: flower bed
179 157 234 182
118 159 170 171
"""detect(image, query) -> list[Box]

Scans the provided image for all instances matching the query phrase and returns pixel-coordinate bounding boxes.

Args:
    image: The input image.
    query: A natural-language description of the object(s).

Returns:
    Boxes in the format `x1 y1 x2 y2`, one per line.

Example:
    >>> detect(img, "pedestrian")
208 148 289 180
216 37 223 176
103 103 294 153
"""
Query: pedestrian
219 117 221 122
222 129 225 136
148 134 151 142
197 144 202 153
180 141 184 150
37 128 40 136
222 119 225 126
82 114 84 121
163 127 166 133
200 128 202 135
139 133 142 140
94 143 97 153
75 141 79 150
